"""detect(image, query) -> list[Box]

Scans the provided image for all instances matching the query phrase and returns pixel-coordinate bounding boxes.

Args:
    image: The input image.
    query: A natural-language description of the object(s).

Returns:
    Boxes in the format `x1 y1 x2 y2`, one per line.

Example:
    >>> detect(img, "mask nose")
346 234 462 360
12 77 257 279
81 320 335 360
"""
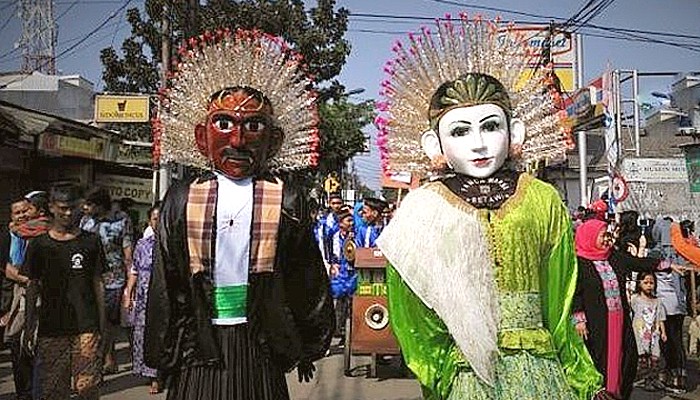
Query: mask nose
228 125 242 148
470 131 487 150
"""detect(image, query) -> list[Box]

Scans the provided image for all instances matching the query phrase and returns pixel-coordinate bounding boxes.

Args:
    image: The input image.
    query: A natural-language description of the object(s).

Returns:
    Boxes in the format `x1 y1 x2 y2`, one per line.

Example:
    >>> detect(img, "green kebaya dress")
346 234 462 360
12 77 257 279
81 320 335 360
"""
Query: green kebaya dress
376 174 602 400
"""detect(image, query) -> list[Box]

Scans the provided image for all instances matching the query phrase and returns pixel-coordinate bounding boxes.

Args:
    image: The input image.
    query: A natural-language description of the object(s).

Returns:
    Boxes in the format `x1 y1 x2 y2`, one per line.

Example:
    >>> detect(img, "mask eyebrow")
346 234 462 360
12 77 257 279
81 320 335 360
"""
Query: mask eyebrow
447 120 471 128
479 114 500 123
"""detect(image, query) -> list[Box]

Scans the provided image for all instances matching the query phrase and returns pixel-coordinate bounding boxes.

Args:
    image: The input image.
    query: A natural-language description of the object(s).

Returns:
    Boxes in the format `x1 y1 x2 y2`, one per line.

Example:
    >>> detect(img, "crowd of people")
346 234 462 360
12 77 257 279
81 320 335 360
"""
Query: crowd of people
3 14 700 400
0 187 163 399
571 206 699 397
311 193 392 343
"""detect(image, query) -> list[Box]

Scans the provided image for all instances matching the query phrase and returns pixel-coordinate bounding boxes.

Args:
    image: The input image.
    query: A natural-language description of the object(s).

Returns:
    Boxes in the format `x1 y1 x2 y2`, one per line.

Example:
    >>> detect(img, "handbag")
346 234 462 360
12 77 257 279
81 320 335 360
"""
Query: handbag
4 284 26 340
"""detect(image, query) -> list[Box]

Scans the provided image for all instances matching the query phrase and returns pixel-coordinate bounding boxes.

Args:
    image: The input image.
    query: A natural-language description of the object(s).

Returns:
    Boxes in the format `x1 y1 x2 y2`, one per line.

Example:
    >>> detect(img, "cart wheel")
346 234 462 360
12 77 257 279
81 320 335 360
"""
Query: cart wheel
343 315 352 376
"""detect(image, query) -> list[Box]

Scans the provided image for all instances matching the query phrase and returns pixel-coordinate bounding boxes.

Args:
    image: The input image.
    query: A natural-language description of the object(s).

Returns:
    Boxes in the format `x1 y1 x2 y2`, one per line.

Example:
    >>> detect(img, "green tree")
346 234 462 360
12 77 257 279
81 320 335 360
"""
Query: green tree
99 0 361 145
317 95 375 176
380 187 399 204
356 183 376 199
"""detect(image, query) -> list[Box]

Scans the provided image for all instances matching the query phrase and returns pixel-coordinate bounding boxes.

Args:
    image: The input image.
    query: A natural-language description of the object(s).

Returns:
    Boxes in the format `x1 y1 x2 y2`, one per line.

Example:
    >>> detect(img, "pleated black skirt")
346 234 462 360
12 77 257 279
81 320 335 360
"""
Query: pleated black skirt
166 324 290 400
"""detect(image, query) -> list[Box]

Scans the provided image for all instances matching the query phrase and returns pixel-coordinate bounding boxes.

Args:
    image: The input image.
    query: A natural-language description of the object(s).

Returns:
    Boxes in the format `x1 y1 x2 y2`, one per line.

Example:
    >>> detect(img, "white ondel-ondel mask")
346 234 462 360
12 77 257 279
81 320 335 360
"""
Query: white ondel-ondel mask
421 103 525 178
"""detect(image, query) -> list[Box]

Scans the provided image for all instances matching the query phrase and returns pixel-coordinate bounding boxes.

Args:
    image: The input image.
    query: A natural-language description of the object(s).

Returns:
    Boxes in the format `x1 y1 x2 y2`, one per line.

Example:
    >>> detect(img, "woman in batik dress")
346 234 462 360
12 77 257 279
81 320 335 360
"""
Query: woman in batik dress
125 205 160 394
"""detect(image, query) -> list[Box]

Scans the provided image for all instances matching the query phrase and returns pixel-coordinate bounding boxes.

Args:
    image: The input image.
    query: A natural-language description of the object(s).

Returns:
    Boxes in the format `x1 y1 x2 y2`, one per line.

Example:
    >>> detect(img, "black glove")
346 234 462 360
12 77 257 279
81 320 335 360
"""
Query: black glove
297 360 316 383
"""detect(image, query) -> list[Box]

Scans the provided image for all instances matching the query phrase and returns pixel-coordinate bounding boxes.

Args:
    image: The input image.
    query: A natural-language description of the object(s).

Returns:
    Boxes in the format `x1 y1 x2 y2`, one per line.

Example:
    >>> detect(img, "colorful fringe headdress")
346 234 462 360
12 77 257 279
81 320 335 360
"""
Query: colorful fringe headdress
375 14 572 176
154 29 320 172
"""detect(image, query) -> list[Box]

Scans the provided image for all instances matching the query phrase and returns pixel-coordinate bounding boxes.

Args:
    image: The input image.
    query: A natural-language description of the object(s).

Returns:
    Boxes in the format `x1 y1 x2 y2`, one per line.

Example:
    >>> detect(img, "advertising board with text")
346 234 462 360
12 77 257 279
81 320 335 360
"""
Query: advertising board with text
94 174 154 204
95 95 150 123
502 25 577 92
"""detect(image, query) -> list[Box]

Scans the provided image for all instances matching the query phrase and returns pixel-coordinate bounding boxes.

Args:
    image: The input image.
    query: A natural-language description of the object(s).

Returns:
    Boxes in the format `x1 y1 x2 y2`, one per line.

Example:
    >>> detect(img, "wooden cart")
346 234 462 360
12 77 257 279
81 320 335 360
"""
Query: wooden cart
343 247 401 377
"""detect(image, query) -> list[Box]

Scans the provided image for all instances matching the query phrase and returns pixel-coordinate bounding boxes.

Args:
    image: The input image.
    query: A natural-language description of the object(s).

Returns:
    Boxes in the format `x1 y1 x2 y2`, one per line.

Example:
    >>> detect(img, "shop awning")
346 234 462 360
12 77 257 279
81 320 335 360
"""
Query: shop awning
0 100 114 141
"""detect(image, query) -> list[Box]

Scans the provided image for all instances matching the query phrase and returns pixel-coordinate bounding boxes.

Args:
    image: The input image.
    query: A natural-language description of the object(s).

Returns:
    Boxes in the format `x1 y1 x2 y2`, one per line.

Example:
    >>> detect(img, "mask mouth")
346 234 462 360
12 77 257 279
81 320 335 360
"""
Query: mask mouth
221 148 253 163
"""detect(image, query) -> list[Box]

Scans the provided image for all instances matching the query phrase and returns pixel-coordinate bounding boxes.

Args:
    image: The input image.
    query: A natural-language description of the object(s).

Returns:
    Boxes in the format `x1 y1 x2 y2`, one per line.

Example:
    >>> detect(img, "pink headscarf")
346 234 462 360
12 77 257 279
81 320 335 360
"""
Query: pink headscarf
575 219 612 261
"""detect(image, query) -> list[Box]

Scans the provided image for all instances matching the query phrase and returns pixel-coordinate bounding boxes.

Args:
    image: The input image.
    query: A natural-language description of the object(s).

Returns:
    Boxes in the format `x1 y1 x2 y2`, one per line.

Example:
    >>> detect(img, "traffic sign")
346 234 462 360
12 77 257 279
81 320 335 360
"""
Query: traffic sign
324 176 340 193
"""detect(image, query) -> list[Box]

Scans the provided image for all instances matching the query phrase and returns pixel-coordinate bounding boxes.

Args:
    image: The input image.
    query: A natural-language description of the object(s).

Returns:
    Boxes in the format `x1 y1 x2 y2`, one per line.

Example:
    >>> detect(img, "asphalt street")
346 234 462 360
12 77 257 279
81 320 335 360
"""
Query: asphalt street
0 339 696 399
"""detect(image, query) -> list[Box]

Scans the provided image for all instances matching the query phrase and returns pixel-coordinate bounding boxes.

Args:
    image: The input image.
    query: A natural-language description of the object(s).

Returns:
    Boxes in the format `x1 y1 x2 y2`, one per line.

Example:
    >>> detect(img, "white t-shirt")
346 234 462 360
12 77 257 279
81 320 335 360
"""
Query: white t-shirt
212 173 253 325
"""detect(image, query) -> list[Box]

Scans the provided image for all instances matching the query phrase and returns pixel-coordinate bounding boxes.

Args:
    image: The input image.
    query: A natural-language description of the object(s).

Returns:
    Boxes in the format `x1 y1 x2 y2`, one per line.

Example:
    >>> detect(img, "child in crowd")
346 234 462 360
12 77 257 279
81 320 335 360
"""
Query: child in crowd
631 272 667 392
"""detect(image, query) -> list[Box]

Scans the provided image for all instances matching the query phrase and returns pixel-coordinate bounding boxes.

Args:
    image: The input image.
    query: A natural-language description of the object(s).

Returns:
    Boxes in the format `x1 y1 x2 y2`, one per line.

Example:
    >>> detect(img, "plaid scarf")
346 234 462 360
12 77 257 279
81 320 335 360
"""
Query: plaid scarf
186 177 283 276
9 216 51 238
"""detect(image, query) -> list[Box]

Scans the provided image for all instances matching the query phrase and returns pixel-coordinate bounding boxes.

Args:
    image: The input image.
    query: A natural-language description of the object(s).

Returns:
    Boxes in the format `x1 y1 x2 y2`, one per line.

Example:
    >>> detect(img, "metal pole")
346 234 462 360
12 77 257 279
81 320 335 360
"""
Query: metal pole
614 70 622 157
632 70 641 156
576 33 587 206
158 1 171 200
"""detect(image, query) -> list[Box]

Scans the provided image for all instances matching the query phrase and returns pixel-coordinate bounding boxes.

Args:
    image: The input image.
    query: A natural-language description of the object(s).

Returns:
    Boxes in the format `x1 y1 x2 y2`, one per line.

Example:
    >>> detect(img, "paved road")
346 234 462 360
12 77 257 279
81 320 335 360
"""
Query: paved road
0 340 696 399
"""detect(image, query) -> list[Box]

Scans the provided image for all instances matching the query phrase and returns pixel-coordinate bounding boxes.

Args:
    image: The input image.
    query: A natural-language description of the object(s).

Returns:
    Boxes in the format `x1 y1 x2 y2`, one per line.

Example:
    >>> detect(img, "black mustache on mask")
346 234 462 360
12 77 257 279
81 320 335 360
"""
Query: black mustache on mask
221 148 254 163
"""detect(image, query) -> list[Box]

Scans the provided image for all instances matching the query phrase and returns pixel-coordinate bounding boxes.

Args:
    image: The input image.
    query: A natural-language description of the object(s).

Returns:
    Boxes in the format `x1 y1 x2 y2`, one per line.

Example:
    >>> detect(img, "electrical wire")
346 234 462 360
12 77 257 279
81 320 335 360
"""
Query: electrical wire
0 0 89 61
568 0 616 33
562 0 598 31
0 0 132 88
0 3 16 35
0 19 123 65
348 11 700 53
349 11 700 41
0 1 15 13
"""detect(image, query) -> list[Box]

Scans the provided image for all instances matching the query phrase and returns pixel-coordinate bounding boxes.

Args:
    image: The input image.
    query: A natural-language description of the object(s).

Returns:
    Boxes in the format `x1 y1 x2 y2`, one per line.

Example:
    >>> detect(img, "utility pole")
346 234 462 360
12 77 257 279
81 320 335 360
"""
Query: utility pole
157 1 171 200
576 33 588 207
187 0 198 37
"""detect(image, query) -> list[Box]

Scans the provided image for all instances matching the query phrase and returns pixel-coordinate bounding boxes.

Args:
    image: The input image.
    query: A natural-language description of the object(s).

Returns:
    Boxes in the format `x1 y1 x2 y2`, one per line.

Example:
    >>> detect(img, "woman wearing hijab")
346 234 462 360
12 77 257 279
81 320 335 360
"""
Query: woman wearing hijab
572 219 682 399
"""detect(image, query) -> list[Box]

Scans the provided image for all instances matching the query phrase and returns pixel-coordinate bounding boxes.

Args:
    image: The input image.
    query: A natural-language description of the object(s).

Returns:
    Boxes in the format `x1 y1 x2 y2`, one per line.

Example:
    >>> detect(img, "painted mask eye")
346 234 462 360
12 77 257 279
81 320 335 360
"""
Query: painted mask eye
449 125 470 137
212 115 236 134
243 120 266 133
481 120 501 132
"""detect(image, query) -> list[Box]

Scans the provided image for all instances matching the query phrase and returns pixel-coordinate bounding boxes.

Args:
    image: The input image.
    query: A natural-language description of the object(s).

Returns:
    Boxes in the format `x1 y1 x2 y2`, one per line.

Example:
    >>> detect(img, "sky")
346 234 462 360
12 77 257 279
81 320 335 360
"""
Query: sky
0 0 698 191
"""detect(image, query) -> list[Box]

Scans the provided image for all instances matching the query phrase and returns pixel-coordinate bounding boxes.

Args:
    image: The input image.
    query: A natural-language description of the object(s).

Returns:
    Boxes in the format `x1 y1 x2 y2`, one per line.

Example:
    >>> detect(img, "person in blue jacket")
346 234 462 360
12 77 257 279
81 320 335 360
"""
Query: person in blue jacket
329 210 357 343
355 198 388 248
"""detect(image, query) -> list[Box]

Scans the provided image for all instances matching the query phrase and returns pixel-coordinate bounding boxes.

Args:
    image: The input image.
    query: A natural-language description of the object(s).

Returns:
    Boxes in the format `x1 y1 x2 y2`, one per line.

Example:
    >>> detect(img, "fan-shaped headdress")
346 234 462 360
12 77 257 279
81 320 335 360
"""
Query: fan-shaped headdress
375 14 572 176
154 29 319 172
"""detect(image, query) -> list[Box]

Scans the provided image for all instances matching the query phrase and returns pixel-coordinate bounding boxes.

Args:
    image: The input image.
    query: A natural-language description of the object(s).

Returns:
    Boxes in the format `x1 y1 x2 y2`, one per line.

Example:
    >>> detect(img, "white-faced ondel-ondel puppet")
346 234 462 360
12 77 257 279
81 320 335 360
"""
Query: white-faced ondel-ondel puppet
144 29 333 400
374 14 608 400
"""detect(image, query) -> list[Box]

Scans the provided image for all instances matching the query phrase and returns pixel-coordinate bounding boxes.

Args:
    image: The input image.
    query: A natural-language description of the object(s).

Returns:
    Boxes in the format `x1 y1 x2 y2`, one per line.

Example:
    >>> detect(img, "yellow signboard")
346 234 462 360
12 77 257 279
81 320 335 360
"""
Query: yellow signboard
503 25 577 92
95 95 150 123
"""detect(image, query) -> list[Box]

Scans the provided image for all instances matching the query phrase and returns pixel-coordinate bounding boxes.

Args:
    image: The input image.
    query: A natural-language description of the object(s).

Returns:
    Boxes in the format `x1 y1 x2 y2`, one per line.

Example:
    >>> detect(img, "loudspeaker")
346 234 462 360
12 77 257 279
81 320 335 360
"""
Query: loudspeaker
350 296 400 355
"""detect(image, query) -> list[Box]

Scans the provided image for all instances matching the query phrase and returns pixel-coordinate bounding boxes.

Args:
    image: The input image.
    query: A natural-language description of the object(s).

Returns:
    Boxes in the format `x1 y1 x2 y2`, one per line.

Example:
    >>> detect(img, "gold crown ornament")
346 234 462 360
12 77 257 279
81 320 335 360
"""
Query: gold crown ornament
153 29 320 172
375 13 572 176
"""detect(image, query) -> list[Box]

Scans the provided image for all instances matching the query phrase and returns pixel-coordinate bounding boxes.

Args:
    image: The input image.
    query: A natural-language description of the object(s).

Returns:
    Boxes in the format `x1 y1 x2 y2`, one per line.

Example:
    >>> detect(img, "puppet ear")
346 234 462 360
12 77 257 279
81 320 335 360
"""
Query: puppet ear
509 118 525 147
421 130 442 160
194 123 208 156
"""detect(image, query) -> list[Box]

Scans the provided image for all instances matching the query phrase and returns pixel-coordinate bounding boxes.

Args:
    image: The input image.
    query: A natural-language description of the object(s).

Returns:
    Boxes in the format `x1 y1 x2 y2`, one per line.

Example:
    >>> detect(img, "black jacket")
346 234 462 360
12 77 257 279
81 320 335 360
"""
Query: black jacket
573 250 661 399
144 173 334 374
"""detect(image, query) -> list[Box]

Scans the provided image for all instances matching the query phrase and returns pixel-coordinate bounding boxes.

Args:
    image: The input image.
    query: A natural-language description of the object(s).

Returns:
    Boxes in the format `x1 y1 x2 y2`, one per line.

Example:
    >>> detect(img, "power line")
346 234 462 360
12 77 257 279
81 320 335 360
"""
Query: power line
348 26 700 54
349 11 700 41
0 19 123 65
0 3 16 35
563 0 616 32
562 0 598 30
0 0 131 88
423 0 700 48
0 0 93 62
347 11 700 53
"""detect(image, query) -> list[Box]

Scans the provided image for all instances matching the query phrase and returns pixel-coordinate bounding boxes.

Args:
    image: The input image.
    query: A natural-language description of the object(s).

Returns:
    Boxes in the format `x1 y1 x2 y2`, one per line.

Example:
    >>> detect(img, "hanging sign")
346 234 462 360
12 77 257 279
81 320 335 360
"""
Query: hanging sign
95 95 150 123
94 174 154 204
621 158 688 183
38 132 108 160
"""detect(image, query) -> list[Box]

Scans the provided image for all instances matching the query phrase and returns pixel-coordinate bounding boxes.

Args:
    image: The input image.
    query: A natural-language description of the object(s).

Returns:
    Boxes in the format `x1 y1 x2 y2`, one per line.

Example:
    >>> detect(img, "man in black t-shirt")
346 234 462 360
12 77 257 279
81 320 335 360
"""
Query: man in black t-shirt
24 185 106 400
